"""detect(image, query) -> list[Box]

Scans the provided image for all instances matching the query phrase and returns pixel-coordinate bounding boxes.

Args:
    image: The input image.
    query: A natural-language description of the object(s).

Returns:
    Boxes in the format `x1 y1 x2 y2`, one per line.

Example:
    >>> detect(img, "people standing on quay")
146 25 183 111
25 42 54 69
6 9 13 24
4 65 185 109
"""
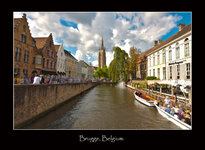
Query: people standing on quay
33 74 41 84
40 74 45 84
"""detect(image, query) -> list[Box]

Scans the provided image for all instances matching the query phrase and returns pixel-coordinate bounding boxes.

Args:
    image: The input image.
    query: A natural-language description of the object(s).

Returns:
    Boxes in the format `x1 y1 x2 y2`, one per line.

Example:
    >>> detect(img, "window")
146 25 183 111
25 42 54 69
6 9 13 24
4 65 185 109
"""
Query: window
33 40 36 47
149 70 151 76
47 50 49 56
163 67 166 80
162 50 166 64
157 52 160 65
21 34 26 43
23 25 26 30
43 58 46 68
186 63 190 79
157 68 160 79
170 66 172 79
176 47 180 59
14 67 20 76
51 51 53 58
36 55 42 65
15 47 21 61
169 49 172 61
47 60 49 68
24 50 29 63
33 57 35 64
153 69 155 77
185 43 190 57
153 56 155 66
177 65 180 79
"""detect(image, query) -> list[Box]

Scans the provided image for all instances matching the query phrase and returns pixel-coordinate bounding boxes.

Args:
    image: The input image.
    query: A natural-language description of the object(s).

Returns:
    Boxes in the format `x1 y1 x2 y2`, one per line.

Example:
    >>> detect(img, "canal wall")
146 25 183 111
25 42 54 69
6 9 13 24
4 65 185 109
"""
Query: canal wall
14 82 98 128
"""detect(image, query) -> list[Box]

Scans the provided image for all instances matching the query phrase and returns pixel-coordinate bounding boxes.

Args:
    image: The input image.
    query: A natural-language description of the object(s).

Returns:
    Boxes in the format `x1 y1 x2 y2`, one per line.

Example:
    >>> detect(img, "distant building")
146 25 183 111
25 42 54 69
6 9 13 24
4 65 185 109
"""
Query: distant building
55 42 66 76
77 60 94 79
98 37 106 68
64 50 78 78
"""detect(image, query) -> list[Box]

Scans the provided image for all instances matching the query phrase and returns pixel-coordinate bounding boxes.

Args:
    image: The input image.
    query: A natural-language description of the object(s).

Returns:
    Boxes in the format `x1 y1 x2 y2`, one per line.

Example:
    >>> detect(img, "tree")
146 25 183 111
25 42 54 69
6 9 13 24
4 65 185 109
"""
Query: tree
94 67 103 79
94 66 108 79
108 47 128 82
128 46 141 80
102 65 108 78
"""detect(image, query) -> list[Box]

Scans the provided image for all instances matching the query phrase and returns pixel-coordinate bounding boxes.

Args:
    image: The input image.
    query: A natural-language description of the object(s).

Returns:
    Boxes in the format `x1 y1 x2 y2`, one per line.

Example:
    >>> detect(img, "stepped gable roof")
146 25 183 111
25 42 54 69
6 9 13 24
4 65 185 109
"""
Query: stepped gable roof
33 37 48 49
145 23 191 56
54 45 60 52
64 50 78 61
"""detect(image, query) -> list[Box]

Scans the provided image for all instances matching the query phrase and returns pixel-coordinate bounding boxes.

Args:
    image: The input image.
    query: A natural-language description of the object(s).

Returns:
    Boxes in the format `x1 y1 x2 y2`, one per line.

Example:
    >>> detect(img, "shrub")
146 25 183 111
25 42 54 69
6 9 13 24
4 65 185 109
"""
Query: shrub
145 76 160 80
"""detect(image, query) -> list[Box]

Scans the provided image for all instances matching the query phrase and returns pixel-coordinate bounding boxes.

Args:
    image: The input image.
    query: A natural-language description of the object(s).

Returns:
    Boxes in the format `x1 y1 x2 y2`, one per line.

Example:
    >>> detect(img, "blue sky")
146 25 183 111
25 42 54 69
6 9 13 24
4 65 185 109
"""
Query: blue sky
59 18 79 30
161 12 191 41
14 12 192 67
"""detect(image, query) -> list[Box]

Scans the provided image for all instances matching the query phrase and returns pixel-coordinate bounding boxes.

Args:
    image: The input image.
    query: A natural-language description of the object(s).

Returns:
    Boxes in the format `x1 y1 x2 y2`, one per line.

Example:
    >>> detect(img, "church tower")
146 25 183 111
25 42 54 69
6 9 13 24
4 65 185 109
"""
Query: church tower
98 37 106 68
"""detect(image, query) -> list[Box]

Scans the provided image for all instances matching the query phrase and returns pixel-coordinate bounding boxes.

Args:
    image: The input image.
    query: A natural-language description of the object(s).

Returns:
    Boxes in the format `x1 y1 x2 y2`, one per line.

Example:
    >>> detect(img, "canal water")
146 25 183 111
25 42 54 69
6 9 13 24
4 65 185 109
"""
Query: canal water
23 83 181 130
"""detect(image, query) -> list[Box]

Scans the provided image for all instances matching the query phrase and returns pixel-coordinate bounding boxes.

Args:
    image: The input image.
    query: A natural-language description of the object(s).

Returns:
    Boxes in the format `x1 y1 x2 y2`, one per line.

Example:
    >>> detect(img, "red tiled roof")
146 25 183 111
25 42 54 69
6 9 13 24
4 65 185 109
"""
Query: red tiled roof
33 37 48 49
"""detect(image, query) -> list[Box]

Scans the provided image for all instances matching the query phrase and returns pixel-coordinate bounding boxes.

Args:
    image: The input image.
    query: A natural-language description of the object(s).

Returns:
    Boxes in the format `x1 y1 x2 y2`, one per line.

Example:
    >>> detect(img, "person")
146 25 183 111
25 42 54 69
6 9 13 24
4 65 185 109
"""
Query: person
19 76 23 84
30 74 34 84
48 75 52 84
164 96 170 105
178 109 185 120
161 103 167 111
174 105 180 115
33 74 41 84
184 113 191 125
40 74 45 84
23 74 27 84
178 104 183 111
165 105 171 114
170 108 175 116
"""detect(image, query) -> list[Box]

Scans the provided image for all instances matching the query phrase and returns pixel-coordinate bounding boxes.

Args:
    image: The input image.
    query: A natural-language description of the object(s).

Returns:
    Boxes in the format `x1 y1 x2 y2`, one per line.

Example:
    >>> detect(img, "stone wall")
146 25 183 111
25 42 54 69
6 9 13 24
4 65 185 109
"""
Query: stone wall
14 83 97 128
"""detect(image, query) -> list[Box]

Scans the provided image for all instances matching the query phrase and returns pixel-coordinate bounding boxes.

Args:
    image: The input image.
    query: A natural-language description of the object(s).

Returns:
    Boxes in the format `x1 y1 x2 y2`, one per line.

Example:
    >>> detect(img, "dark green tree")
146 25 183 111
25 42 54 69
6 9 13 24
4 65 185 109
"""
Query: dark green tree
108 47 128 82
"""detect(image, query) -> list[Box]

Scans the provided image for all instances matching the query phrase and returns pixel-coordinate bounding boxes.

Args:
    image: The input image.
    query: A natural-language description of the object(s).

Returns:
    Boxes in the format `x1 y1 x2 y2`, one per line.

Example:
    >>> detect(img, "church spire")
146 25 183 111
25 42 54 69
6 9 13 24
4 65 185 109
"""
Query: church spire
98 36 106 68
100 36 104 50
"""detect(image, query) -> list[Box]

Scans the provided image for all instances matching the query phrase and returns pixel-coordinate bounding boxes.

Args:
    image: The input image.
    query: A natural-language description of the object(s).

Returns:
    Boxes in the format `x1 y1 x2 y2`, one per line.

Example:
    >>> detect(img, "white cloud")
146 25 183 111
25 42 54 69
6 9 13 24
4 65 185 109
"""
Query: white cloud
14 12 184 67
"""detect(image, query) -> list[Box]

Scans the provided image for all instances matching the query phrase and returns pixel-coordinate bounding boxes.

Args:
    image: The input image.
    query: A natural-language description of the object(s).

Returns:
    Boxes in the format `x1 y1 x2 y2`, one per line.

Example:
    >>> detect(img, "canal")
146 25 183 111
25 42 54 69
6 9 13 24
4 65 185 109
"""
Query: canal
23 83 181 129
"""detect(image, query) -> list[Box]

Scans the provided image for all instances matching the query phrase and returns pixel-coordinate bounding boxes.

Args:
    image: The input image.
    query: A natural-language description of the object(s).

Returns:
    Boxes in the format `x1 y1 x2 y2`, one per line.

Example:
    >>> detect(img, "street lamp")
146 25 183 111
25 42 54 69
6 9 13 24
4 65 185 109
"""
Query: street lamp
175 84 182 103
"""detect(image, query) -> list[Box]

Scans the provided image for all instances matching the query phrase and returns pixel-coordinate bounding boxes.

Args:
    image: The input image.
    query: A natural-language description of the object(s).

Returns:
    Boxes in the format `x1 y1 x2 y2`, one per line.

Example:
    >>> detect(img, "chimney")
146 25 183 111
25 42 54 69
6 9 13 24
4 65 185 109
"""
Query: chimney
23 13 27 18
159 39 162 44
179 23 185 31
154 40 158 46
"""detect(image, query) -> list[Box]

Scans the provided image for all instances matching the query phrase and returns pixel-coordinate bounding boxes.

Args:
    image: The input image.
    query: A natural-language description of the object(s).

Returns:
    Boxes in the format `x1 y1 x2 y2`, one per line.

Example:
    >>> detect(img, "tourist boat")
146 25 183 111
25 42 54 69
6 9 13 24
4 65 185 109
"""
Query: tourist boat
134 91 155 107
154 103 191 130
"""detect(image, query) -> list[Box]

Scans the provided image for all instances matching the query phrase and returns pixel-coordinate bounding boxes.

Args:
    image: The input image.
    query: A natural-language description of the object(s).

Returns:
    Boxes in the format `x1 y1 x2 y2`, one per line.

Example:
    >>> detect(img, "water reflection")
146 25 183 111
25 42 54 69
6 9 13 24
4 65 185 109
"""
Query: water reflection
23 83 181 130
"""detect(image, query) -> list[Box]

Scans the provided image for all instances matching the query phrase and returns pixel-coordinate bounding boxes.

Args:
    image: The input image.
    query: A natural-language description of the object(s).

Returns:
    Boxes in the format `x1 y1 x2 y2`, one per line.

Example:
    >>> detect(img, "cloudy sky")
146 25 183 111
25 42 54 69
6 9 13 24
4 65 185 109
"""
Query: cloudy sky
14 12 191 67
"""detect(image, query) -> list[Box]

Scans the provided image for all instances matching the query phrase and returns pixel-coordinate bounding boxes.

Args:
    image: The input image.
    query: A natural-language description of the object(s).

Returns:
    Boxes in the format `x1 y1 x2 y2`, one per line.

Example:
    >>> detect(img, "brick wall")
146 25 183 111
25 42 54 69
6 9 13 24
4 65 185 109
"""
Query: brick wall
14 83 97 128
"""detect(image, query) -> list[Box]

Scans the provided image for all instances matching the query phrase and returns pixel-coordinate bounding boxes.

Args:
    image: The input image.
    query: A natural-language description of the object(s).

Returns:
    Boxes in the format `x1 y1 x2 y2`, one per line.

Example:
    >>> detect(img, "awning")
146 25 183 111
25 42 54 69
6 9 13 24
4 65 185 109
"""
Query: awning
40 70 57 75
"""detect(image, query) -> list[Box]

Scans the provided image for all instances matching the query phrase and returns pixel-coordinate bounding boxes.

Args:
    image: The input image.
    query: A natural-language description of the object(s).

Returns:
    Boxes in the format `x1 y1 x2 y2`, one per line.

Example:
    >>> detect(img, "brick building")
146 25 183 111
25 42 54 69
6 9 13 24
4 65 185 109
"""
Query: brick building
33 33 57 75
14 13 38 78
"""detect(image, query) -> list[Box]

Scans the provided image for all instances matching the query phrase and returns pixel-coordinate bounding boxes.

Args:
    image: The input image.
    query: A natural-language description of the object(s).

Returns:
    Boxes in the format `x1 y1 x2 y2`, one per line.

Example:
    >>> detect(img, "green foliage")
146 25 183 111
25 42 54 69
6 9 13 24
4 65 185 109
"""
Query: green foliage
108 47 128 82
132 82 147 88
94 66 108 79
145 76 160 80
